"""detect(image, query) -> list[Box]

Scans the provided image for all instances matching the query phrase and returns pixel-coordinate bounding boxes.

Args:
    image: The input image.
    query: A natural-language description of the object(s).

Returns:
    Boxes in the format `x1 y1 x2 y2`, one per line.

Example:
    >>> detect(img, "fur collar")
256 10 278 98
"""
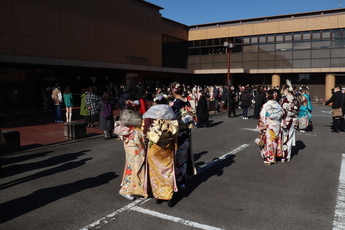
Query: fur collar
143 104 176 120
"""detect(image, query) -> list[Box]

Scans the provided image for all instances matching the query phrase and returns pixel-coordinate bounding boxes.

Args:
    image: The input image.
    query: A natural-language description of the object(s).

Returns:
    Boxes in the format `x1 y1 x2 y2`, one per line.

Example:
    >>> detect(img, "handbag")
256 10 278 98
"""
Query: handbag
332 93 344 118
332 108 343 117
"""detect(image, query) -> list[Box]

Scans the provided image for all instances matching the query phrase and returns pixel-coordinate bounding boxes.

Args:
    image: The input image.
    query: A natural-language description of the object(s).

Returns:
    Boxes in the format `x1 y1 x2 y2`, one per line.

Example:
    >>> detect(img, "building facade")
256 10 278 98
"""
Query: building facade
188 8 345 101
0 1 344 111
0 0 190 111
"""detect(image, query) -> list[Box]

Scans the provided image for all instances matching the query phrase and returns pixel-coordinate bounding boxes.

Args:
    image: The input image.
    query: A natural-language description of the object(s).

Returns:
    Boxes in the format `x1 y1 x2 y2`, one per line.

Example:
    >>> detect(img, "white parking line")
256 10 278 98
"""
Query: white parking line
333 154 345 230
79 199 142 230
80 145 248 230
131 206 224 230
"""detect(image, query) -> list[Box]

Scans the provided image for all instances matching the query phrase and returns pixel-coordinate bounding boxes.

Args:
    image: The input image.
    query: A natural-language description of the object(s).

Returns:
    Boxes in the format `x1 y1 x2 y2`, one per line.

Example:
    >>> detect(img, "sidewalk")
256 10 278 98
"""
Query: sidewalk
1 108 121 152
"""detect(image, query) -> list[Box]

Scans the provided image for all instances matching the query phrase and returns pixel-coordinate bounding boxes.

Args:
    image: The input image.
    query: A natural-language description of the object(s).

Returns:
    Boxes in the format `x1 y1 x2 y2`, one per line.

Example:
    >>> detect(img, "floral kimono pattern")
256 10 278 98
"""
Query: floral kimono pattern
298 93 313 130
257 100 284 163
281 95 299 161
143 118 179 200
115 123 147 198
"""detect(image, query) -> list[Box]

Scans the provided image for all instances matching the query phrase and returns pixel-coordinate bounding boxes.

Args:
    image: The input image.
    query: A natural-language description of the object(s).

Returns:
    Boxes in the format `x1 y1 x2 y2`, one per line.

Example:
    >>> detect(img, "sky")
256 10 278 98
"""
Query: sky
147 0 343 26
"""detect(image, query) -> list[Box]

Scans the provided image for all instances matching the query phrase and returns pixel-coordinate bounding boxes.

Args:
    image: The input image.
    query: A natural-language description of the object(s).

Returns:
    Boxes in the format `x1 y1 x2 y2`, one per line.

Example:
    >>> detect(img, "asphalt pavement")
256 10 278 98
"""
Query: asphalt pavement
1 103 344 230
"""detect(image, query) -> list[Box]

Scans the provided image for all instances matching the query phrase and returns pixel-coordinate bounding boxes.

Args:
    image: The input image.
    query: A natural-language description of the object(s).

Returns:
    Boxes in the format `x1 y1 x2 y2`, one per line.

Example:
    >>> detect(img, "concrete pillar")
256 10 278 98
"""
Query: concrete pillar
325 74 335 101
271 74 280 89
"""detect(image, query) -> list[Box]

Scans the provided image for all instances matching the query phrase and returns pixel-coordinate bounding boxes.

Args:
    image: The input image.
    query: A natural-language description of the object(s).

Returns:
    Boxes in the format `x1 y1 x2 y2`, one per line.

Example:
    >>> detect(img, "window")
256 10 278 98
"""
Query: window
259 35 266 43
259 43 275 52
276 34 284 42
267 35 275 42
294 41 311 50
276 43 292 51
303 32 311 40
293 50 311 59
312 40 330 49
285 33 292 41
312 31 321 40
294 32 302 41
322 30 331 39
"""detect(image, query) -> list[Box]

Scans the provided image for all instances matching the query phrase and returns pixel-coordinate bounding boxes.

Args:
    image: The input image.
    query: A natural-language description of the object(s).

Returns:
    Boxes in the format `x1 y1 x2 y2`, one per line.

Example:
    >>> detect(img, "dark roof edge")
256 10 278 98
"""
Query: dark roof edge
189 8 345 29
162 17 188 28
141 0 164 10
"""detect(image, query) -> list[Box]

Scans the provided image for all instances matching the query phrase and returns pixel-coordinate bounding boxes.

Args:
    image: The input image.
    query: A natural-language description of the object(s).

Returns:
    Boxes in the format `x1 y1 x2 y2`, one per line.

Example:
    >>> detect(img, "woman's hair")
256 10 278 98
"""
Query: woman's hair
81 87 88 93
120 109 143 127
101 92 110 102
64 87 70 94
171 82 183 95
266 90 275 100
153 94 168 104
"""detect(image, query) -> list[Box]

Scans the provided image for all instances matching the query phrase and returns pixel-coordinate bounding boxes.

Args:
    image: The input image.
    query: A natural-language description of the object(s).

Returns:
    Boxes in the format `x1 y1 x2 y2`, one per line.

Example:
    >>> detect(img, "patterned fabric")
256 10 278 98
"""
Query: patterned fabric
281 95 299 160
257 100 284 163
116 126 147 198
85 93 99 116
298 93 313 130
144 118 179 200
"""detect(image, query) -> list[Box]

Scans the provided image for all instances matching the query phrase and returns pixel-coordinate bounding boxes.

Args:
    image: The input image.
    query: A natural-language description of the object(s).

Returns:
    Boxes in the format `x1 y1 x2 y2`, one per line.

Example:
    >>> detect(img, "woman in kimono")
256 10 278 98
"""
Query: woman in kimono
142 95 179 206
114 109 147 200
169 82 196 189
257 90 284 165
298 87 313 132
280 80 299 162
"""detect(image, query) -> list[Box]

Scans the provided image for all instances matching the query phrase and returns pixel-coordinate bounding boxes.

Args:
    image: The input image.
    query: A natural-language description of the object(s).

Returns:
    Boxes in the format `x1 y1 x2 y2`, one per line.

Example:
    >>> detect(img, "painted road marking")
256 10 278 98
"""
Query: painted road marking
80 144 248 230
333 154 345 230
79 199 142 230
131 206 224 230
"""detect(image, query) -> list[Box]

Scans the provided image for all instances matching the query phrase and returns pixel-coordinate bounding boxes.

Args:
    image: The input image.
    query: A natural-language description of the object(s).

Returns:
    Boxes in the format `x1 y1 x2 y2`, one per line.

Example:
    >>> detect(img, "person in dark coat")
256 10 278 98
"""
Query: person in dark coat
324 85 345 132
253 86 265 119
228 85 237 118
98 92 114 139
196 91 211 128
241 87 251 119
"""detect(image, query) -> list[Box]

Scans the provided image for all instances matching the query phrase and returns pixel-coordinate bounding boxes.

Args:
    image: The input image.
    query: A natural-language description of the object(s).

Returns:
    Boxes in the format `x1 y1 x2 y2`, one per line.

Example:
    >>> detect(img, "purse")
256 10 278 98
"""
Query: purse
332 108 343 117
332 93 344 118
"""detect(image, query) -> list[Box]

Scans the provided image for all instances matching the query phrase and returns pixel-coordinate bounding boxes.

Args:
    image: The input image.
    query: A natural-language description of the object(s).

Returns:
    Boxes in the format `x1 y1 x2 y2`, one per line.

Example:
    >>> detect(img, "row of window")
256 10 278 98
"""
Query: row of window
188 29 344 48
188 58 345 70
188 38 345 55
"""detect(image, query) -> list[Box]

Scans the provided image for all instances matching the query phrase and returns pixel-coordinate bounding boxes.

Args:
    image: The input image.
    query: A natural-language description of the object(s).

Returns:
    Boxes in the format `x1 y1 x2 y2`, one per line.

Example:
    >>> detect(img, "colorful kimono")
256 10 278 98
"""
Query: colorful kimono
170 99 197 185
298 93 313 130
142 104 179 200
281 95 299 161
114 111 147 198
257 100 284 164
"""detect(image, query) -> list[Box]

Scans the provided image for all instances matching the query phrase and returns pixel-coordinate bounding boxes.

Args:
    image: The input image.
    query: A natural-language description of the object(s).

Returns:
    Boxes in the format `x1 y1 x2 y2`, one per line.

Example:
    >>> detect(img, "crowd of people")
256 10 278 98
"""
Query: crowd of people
44 80 345 201
114 82 196 207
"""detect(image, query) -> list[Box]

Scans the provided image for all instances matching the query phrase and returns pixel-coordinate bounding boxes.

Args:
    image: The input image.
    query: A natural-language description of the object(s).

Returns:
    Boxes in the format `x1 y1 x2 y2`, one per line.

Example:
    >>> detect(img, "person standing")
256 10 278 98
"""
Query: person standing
80 88 89 124
297 87 313 132
325 85 345 133
196 91 211 128
52 84 63 123
253 86 265 119
98 92 114 139
228 85 237 118
142 95 179 206
63 87 73 122
85 86 99 128
170 82 196 190
257 90 284 165
240 86 251 119
280 81 299 162
114 109 147 200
